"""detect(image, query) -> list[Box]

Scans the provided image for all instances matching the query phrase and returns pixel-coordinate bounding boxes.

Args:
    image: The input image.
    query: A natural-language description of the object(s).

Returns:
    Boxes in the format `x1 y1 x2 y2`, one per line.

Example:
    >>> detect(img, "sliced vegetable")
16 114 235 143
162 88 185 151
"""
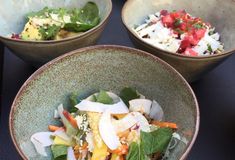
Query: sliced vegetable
149 100 164 121
131 112 150 132
48 125 62 132
67 147 76 160
140 128 173 155
112 113 137 133
129 99 152 115
99 111 121 150
151 121 178 129
109 144 129 155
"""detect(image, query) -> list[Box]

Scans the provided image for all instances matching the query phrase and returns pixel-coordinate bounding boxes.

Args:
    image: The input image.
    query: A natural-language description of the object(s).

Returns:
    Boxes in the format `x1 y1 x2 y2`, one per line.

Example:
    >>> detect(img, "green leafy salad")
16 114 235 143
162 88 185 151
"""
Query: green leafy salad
30 88 184 160
11 2 100 40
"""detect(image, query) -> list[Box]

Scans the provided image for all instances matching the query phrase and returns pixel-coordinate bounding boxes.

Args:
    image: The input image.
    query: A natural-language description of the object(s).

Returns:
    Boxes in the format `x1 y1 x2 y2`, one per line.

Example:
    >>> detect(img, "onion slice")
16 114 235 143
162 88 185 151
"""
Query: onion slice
30 132 53 156
99 111 121 150
131 112 150 132
129 99 152 115
112 113 137 133
149 100 164 121
67 147 76 160
75 92 129 114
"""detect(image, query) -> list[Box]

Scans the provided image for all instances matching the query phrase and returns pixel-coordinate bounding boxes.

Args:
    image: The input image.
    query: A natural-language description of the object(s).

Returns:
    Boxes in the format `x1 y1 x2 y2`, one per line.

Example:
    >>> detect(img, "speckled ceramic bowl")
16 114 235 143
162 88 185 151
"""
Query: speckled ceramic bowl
0 0 112 67
9 45 199 160
122 0 235 82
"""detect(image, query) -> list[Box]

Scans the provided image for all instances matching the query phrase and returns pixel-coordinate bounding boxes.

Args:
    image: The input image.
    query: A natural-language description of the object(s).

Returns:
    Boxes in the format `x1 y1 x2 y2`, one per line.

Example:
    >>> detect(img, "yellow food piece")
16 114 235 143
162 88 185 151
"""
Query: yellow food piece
21 20 42 40
87 112 109 160
111 153 121 160
53 136 72 146
112 113 127 119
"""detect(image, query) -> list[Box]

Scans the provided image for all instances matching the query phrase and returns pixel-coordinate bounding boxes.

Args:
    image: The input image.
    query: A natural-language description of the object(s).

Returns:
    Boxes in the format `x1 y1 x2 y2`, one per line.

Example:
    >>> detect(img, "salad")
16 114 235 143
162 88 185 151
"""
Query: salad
31 88 184 160
11 2 100 41
133 10 224 56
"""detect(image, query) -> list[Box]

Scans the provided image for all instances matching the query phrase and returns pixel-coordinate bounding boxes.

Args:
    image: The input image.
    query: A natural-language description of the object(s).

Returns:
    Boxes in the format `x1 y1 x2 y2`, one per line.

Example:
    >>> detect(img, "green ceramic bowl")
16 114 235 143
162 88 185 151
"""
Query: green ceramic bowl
122 0 235 82
0 0 112 67
9 45 199 160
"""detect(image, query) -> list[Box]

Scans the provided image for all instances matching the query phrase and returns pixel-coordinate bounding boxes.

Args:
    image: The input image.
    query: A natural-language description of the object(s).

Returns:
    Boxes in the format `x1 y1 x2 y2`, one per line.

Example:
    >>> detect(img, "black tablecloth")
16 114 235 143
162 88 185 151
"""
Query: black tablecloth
1 0 235 159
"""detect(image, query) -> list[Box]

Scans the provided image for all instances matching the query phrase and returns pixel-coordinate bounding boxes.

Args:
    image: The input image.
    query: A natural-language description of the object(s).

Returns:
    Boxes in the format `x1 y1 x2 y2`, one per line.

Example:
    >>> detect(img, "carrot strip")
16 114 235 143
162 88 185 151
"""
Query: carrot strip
109 144 128 155
63 110 78 128
48 125 62 132
151 121 178 129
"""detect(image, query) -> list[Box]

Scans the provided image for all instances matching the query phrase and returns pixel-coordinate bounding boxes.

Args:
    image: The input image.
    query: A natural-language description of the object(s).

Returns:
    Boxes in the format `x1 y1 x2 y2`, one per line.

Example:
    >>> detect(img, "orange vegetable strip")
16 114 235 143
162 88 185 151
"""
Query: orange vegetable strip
151 121 178 129
109 144 129 155
48 125 62 132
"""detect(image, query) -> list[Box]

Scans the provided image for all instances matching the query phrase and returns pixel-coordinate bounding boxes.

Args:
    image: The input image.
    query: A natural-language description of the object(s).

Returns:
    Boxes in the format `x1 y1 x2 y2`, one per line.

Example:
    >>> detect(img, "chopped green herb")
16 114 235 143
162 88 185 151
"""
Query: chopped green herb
126 142 149 160
69 92 79 113
174 18 182 27
193 23 204 29
207 44 213 52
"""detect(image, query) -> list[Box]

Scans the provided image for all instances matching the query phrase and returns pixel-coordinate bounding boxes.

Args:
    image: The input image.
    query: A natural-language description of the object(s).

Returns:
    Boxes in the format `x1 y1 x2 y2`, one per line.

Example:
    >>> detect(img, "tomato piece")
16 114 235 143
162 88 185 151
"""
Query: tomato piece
183 48 198 56
160 10 168 16
162 14 174 27
194 28 206 40
179 22 187 31
178 39 191 53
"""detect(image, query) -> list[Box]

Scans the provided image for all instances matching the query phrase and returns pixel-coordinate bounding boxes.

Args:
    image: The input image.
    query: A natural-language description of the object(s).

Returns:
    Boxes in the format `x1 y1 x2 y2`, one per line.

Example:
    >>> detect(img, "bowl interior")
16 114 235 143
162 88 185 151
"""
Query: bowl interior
0 0 111 37
10 45 198 159
122 0 235 52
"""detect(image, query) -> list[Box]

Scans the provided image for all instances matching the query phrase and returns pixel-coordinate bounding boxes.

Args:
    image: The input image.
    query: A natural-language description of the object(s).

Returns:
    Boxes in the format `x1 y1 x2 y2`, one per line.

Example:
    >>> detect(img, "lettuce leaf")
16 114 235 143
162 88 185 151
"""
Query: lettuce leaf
96 90 113 104
126 142 149 160
140 128 173 155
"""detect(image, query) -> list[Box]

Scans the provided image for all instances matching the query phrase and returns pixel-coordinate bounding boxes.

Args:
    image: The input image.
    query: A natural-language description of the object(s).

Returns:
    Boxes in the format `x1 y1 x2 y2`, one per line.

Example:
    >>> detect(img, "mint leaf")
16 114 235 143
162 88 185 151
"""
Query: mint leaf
69 92 79 113
119 87 140 106
51 145 68 160
96 90 113 104
141 128 173 155
126 142 149 160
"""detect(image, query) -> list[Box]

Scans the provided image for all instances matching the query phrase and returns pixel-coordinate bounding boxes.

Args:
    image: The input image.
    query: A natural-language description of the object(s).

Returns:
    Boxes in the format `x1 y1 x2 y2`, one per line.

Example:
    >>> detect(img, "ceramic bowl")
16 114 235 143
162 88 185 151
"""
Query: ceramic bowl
122 0 235 82
0 0 112 67
9 45 199 160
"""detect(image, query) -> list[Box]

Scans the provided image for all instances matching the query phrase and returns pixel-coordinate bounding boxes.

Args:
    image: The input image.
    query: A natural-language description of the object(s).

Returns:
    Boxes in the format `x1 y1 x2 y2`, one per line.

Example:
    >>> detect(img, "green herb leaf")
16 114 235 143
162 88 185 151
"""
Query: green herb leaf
140 128 173 155
96 90 113 104
174 18 182 27
39 24 60 40
119 87 140 106
193 23 204 29
207 44 213 52
126 142 149 160
51 145 68 160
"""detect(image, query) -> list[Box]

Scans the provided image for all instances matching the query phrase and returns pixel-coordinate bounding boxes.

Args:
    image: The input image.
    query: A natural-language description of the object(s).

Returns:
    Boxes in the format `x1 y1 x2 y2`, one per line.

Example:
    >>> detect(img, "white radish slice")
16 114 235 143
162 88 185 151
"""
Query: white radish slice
112 113 137 133
149 100 164 121
30 132 53 156
75 92 129 114
67 147 76 160
99 111 121 150
131 112 150 132
129 99 152 115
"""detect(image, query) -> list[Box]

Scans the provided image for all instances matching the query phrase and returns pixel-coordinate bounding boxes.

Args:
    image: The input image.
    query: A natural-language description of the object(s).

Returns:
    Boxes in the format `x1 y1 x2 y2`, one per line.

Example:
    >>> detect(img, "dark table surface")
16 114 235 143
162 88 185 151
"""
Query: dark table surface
1 0 235 159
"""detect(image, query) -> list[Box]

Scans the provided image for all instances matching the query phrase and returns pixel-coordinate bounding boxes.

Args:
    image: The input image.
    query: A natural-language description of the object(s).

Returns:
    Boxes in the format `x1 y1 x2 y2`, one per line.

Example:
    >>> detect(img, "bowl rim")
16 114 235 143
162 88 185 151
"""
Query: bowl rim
9 45 200 160
121 0 234 60
0 0 112 44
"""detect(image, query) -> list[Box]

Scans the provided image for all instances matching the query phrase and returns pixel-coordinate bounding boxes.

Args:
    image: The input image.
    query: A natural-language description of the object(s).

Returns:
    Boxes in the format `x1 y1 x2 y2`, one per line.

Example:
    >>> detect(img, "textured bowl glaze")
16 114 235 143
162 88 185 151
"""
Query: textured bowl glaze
0 0 112 67
9 45 199 160
122 0 235 82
